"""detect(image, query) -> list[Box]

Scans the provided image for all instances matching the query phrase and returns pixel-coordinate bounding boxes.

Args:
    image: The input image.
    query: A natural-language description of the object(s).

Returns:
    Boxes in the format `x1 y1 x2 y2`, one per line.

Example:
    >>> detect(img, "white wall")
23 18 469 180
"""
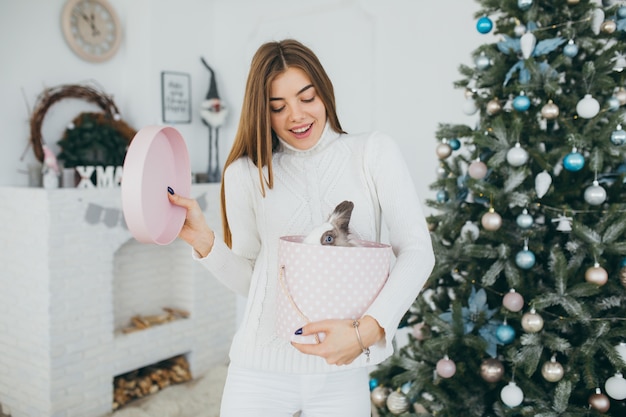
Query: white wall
0 0 484 208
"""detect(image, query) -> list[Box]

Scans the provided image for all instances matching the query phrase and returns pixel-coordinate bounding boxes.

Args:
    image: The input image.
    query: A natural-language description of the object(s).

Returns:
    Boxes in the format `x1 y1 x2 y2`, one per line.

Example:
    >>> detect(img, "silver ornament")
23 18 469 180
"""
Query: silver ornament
521 309 544 333
371 386 391 408
610 125 626 145
514 23 526 37
516 209 533 229
500 382 524 407
541 356 564 382
584 180 607 206
480 358 505 383
541 100 560 120
481 209 502 231
576 94 600 119
386 391 410 415
605 372 626 400
475 53 491 70
615 342 626 364
460 221 480 241
506 143 529 167
518 0 533 10
585 263 608 286
463 97 479 115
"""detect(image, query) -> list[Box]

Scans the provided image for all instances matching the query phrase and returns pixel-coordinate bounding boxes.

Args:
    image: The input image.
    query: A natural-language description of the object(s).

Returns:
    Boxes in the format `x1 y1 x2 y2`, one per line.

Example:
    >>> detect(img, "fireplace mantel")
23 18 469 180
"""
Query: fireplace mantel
0 184 235 417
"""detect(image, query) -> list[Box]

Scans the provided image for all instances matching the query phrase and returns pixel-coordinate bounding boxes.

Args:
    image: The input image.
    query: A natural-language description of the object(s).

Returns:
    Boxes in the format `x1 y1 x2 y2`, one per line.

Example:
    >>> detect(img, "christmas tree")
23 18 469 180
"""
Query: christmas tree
371 0 626 416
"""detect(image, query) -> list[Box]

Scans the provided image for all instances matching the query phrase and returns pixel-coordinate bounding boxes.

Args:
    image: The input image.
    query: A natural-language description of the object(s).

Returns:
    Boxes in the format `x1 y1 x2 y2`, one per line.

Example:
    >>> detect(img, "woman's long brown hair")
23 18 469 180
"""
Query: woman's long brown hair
220 39 345 247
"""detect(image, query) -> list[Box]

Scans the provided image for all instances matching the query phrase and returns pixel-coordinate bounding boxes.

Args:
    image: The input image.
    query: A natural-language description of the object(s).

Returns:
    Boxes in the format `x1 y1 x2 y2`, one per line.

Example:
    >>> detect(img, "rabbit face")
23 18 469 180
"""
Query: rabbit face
303 201 357 247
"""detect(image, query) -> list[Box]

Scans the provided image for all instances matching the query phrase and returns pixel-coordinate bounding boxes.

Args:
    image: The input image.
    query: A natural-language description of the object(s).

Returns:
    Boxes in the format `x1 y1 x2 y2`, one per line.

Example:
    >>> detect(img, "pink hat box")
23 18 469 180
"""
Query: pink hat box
276 235 392 344
121 125 191 245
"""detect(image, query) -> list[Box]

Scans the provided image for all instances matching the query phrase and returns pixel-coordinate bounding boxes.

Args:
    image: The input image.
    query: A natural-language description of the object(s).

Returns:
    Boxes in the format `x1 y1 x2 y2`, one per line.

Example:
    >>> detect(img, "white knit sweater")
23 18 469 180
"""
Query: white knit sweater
196 123 435 374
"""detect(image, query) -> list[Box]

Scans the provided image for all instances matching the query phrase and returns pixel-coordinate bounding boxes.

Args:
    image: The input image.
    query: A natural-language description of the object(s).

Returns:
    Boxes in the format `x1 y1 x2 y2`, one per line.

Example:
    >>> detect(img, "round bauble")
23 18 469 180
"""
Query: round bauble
576 94 600 119
475 53 491 70
563 40 578 58
448 138 461 150
496 323 516 344
585 263 608 285
601 20 617 34
620 267 626 288
436 164 447 179
619 6 626 19
481 210 502 231
584 181 607 206
412 322 430 341
460 221 480 241
501 382 524 407
515 249 536 270
589 389 610 413
436 142 452 159
514 23 526 37
503 289 525 312
516 209 533 229
486 99 502 115
615 342 626 364
567 0 580 4
541 358 565 382
521 309 544 333
513 93 531 112
506 144 529 167
563 151 585 172
541 100 560 119
463 98 479 115
608 96 621 111
480 358 505 382
605 373 626 400
386 391 410 415
518 0 532 10
436 356 456 378
371 386 392 408
468 160 488 179
476 16 494 34
436 189 449 203
611 126 626 146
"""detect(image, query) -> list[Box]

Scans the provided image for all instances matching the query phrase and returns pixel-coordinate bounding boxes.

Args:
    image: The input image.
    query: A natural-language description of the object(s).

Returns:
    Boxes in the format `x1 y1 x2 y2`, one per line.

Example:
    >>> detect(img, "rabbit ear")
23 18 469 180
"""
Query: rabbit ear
328 200 354 232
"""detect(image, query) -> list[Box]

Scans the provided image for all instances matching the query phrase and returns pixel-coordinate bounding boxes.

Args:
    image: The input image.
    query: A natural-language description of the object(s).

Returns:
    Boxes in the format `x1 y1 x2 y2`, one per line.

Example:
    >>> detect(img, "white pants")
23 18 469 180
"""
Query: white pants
220 364 371 417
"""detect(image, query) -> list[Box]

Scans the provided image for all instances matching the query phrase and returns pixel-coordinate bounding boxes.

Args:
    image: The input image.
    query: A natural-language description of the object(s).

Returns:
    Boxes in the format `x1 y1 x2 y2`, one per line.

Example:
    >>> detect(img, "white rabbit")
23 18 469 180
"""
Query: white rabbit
302 200 358 246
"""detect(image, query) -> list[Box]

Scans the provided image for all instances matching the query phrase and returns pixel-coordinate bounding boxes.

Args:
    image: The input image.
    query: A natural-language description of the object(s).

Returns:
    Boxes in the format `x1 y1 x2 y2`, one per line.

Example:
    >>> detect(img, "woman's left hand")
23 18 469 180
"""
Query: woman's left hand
291 315 384 365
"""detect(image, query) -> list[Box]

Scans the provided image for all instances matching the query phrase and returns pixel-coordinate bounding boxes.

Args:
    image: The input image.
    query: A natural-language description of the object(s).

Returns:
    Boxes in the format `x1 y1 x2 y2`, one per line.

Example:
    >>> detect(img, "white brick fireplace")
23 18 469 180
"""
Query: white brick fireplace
0 184 235 417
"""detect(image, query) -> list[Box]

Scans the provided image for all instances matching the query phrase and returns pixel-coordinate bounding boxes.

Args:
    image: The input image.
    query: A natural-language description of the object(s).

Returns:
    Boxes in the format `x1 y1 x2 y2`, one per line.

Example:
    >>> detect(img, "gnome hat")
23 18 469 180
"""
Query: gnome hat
201 57 220 101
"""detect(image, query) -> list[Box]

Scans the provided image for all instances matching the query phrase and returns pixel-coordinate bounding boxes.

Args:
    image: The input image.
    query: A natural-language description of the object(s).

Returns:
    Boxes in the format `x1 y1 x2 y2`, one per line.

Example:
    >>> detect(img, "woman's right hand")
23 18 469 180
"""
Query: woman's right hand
167 188 215 257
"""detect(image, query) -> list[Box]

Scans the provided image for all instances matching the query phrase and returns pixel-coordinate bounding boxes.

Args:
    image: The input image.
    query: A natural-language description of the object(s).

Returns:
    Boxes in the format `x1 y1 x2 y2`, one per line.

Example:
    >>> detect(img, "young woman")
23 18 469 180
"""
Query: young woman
168 39 435 417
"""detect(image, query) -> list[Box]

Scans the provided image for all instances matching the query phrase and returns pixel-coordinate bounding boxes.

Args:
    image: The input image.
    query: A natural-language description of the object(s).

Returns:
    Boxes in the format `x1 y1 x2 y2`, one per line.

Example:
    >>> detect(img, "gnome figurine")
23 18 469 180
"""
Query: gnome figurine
200 57 228 183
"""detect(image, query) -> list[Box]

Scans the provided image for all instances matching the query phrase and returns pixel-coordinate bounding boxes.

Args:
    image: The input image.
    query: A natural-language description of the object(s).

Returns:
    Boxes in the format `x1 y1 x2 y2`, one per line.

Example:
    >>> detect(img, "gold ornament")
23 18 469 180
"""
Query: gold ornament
521 309 544 333
480 358 505 383
589 388 611 412
601 20 617 34
585 263 608 286
371 386 391 408
541 356 564 382
481 208 503 231
436 142 452 159
386 391 410 415
486 99 502 116
541 100 560 120
567 0 580 4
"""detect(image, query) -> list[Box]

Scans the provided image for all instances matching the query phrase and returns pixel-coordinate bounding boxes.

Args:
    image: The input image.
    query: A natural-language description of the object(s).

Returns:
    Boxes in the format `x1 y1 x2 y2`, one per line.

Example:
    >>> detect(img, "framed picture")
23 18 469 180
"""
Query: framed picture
161 71 191 123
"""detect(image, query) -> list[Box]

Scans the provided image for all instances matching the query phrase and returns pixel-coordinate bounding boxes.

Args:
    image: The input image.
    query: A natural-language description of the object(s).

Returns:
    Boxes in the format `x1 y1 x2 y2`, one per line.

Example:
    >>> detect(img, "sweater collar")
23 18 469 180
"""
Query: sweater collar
276 122 339 156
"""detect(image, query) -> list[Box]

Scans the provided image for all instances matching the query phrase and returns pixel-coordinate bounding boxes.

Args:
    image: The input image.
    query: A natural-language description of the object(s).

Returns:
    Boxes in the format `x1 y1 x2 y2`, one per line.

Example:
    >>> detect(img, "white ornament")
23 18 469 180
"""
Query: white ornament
460 221 480 241
584 180 607 205
535 170 552 198
551 215 573 232
520 32 536 59
501 381 524 407
463 98 479 115
615 342 626 364
576 94 600 119
468 160 488 179
605 372 626 400
506 143 529 167
591 9 606 35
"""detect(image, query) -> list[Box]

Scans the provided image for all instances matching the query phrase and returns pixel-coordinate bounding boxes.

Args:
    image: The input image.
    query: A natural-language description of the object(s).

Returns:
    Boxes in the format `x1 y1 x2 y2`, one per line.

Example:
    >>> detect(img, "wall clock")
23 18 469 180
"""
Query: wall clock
61 0 122 63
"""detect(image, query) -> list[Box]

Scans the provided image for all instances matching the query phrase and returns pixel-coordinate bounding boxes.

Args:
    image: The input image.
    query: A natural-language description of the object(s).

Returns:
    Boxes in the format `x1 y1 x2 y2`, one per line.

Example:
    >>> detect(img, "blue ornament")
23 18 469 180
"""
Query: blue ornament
608 96 621 111
621 257 626 268
513 94 531 112
563 151 585 172
516 249 536 269
516 210 533 229
449 138 461 150
518 0 533 10
436 189 449 203
496 323 516 344
477 16 494 34
618 6 626 19
563 41 578 58
369 378 379 391
611 126 626 146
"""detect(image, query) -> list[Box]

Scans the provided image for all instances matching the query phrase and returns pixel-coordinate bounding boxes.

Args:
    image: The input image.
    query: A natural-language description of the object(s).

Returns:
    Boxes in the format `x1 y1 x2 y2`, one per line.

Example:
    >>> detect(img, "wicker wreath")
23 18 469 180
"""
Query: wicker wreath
29 83 135 163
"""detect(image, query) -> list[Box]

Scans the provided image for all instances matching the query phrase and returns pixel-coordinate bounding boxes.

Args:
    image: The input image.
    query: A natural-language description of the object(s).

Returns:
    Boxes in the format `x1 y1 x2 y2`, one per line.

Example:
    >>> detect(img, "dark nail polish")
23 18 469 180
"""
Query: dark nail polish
167 186 174 195
294 328 303 335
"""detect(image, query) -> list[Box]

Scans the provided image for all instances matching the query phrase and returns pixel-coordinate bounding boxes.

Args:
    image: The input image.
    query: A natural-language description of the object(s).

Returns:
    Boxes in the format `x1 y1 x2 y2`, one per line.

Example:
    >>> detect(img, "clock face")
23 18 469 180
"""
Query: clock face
61 0 122 62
